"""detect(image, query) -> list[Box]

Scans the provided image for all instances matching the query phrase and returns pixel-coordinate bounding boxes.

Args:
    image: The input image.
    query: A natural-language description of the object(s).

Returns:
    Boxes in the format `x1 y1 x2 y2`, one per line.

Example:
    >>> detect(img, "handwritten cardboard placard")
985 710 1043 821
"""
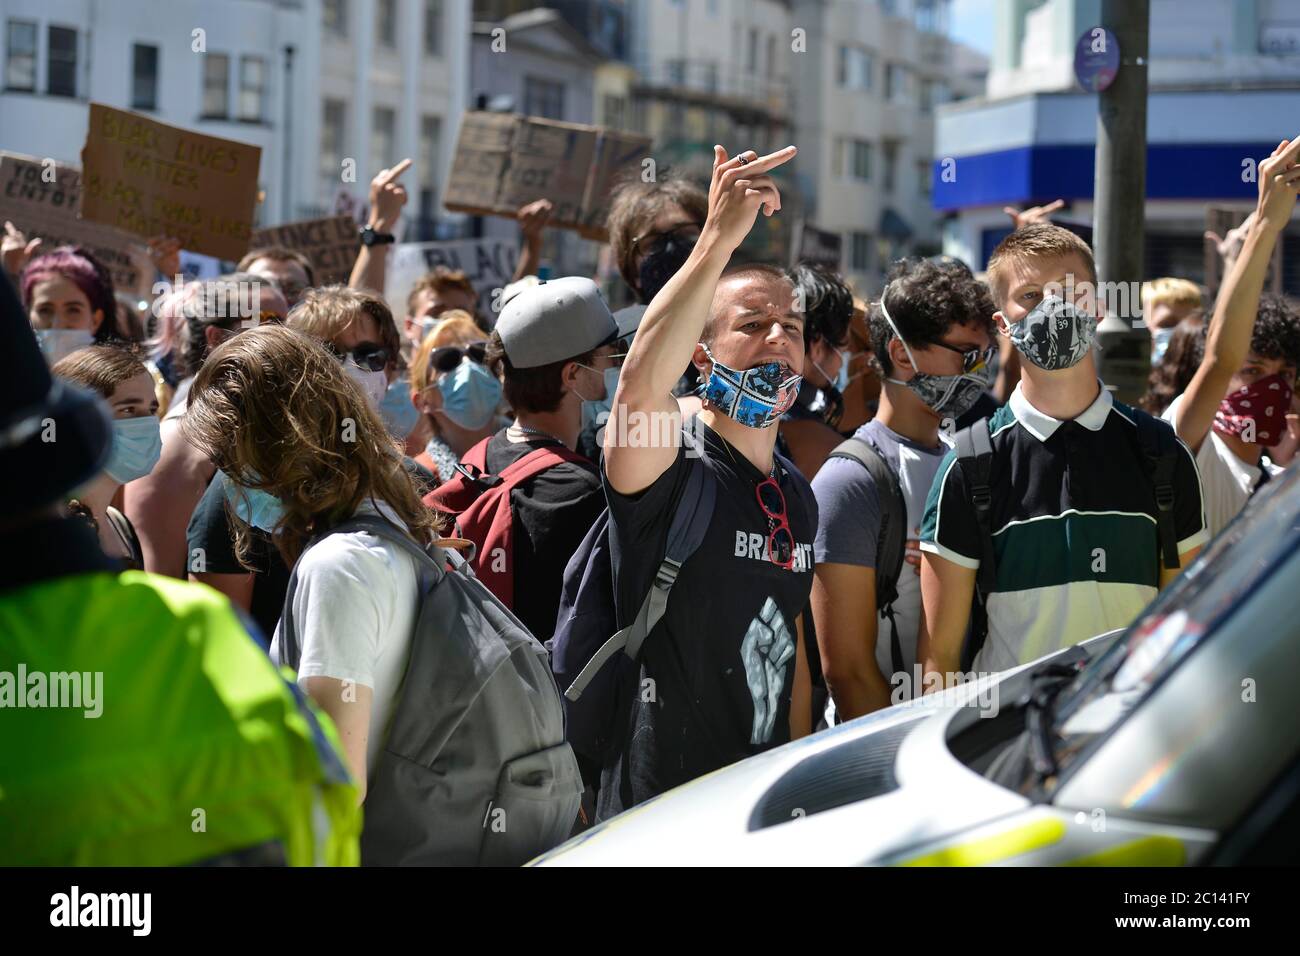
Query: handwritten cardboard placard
79 103 262 261
387 238 519 317
0 150 154 296
444 112 651 243
248 215 359 286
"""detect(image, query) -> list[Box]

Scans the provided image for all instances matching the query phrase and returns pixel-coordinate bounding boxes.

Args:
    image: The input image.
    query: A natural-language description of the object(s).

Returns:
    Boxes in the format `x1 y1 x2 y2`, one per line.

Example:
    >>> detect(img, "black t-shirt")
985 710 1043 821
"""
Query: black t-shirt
597 422 818 821
484 429 605 644
186 459 439 638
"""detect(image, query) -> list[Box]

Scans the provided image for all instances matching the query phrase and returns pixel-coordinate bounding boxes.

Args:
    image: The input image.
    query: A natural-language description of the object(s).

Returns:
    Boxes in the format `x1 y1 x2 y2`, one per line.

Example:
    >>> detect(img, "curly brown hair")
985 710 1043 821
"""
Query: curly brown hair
181 324 441 569
1139 318 1206 416
870 257 996 376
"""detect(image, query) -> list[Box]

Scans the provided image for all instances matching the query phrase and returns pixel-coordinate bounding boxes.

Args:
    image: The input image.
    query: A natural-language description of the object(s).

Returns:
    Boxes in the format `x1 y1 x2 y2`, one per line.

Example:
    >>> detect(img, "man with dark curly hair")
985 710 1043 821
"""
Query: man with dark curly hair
1162 137 1300 536
810 257 997 718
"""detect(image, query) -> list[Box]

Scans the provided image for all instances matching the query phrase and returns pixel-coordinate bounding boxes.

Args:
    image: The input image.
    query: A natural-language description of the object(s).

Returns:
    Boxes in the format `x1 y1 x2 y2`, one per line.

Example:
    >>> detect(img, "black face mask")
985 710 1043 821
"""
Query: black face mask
637 235 696 304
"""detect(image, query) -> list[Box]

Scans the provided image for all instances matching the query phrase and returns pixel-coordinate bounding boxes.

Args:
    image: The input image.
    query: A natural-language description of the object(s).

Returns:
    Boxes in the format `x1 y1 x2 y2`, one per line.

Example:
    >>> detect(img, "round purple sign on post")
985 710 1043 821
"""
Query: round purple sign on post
1075 26 1120 93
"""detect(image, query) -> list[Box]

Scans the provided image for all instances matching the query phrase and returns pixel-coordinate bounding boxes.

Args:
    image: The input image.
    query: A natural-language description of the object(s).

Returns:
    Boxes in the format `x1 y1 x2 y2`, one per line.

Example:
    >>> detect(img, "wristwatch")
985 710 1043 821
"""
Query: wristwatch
359 226 396 247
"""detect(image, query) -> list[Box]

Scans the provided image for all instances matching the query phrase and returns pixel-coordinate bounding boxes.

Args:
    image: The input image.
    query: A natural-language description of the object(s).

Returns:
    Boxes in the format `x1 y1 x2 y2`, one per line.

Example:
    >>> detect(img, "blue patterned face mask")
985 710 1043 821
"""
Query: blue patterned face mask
698 343 802 429
223 474 285 534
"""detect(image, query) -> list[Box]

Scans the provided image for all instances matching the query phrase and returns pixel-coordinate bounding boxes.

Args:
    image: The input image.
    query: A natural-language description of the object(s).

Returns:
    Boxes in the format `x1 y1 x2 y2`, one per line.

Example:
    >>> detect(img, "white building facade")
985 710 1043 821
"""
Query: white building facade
0 0 472 241
935 0 1300 291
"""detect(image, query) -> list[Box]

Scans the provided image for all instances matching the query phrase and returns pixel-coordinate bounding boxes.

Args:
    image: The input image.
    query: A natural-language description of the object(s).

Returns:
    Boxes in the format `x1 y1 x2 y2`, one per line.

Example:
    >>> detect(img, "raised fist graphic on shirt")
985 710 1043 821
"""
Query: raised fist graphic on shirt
741 597 796 745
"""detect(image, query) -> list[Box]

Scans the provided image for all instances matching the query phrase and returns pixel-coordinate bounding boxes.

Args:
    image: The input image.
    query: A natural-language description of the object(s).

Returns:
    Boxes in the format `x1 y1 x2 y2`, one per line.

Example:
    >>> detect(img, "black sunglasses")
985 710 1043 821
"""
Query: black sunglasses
325 340 390 372
429 342 489 375
931 341 997 374
632 222 702 258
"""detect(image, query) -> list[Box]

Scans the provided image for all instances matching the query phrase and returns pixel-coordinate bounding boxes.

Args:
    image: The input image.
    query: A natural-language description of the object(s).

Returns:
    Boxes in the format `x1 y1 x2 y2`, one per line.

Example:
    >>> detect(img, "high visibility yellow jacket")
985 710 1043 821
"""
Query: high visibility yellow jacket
0 568 361 866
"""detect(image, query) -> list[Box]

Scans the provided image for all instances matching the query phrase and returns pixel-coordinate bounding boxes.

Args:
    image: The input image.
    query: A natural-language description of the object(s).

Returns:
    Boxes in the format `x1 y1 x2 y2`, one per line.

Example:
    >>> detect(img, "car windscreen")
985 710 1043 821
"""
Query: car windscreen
1046 461 1300 776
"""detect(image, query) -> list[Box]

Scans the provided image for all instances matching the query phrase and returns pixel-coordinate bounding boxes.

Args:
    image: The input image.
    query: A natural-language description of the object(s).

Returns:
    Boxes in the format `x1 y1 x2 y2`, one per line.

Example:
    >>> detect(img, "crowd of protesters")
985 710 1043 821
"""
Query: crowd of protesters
4 132 1300 866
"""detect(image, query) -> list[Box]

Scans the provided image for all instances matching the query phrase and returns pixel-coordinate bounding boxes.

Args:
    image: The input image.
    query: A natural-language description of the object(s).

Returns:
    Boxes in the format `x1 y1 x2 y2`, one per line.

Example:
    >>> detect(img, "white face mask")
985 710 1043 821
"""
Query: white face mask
345 359 389 411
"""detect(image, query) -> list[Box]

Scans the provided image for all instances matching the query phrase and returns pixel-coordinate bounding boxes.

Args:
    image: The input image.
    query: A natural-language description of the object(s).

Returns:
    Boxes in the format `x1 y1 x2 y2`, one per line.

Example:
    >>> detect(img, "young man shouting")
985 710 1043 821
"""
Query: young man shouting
600 144 815 819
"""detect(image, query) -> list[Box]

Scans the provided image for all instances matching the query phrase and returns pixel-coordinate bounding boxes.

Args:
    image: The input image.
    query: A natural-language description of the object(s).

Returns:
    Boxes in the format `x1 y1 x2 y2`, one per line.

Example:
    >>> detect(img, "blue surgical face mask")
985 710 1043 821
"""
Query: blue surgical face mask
833 349 851 393
36 327 94 366
436 359 502 431
698 343 802 429
223 474 285 534
379 377 421 439
1151 326 1175 365
104 414 162 484
577 365 620 433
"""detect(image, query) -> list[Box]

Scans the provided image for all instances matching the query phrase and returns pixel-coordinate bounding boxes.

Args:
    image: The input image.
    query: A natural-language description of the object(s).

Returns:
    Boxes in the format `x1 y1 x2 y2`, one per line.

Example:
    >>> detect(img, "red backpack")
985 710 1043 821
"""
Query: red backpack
422 437 592 609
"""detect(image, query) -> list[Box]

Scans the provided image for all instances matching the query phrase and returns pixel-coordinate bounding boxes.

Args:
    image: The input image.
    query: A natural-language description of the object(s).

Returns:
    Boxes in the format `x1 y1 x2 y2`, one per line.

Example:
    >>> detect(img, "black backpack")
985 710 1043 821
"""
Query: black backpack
824 437 910 677
953 412 1181 670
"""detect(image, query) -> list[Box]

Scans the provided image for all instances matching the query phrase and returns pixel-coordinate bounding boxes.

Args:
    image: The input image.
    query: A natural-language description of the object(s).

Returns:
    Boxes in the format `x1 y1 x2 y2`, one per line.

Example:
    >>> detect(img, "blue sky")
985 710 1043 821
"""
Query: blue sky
949 0 996 55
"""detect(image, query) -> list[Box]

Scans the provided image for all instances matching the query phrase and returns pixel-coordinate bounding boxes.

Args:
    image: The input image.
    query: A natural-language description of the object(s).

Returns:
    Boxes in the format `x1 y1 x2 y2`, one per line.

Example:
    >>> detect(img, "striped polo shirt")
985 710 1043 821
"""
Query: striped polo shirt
920 383 1208 672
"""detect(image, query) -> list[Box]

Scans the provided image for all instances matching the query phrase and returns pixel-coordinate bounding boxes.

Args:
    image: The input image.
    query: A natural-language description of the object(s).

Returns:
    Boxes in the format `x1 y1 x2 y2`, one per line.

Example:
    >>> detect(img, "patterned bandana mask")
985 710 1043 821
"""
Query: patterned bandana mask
699 343 802 429
1213 372 1293 446
879 287 993 420
1007 294 1096 370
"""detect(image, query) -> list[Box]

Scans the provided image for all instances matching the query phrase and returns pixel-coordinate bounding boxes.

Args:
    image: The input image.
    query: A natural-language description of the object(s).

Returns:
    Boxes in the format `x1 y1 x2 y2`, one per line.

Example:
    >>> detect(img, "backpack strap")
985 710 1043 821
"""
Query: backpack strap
954 418 997 596
1134 412 1180 571
564 453 717 701
827 436 909 677
278 514 445 671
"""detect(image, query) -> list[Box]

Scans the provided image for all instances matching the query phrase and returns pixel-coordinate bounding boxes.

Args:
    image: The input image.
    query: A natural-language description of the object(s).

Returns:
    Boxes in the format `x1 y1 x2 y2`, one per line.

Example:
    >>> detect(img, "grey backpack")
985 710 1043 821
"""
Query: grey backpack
279 514 583 866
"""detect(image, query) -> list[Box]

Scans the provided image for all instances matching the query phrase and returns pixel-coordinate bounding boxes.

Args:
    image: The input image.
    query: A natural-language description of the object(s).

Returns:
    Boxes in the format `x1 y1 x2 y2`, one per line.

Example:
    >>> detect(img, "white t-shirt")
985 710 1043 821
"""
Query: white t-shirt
272 499 421 776
1163 394 1280 539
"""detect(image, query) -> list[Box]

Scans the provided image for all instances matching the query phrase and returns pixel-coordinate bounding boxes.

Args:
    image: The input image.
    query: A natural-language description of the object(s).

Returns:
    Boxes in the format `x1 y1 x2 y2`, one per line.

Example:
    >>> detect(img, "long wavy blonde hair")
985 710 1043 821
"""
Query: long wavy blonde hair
182 324 441 568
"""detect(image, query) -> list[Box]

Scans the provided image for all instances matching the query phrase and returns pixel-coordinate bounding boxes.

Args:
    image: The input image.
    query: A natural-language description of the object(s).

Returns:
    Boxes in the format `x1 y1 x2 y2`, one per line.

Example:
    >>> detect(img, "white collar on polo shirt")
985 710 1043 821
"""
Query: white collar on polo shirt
1010 379 1113 442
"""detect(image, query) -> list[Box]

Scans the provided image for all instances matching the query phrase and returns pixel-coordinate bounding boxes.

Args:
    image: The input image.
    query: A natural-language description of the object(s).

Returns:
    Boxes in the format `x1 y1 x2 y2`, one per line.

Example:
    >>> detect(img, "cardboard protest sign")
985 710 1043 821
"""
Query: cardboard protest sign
387 238 518 317
790 221 843 270
248 215 360 285
444 112 650 242
0 151 154 296
79 103 262 261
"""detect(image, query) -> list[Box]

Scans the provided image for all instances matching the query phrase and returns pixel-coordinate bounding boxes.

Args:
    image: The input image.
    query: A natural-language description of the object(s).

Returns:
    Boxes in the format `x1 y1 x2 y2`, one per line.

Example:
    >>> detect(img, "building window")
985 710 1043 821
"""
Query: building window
131 43 159 110
202 53 229 118
666 59 685 86
419 114 441 220
424 0 443 56
377 0 397 47
886 63 908 102
6 21 37 92
702 63 718 92
603 94 626 129
371 107 396 181
238 56 267 122
323 0 348 37
838 46 873 90
47 25 78 97
747 28 759 74
883 141 899 193
848 140 872 181
524 76 564 120
5 21 36 92
918 159 932 198
880 0 899 16
321 99 346 193
851 232 872 272
767 34 777 76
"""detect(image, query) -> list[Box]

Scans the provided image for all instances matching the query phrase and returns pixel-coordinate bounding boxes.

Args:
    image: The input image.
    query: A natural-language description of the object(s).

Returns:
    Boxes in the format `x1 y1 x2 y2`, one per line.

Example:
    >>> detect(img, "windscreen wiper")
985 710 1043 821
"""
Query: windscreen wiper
1021 663 1082 780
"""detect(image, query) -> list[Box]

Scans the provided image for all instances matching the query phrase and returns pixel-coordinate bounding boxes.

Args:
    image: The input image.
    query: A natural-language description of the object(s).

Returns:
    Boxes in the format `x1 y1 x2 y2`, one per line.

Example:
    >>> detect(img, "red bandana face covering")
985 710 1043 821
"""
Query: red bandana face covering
1213 372 1293 446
